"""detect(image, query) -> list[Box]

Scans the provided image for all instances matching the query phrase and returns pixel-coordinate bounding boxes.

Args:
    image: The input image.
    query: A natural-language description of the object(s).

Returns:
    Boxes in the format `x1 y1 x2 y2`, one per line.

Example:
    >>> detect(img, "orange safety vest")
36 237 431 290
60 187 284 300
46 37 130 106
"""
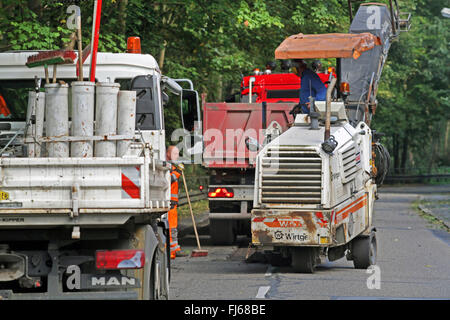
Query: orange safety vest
170 164 182 207
169 164 182 258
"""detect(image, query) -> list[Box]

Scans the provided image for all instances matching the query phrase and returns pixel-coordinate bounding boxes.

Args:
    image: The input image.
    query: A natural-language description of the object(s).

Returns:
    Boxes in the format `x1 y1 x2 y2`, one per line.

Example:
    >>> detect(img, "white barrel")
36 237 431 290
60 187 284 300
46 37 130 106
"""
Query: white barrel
45 83 69 157
71 81 95 158
95 82 120 157
117 90 137 157
26 91 45 157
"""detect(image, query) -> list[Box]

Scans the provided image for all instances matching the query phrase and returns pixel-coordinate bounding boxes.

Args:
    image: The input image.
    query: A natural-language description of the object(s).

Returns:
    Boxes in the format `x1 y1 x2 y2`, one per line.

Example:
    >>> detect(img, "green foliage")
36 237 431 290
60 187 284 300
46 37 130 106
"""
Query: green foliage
0 0 447 172
373 0 450 171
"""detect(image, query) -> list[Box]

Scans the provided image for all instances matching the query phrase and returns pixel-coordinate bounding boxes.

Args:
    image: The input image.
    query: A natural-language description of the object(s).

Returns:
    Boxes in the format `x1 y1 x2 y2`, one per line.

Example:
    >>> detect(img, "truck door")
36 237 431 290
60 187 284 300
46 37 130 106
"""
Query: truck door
180 88 202 161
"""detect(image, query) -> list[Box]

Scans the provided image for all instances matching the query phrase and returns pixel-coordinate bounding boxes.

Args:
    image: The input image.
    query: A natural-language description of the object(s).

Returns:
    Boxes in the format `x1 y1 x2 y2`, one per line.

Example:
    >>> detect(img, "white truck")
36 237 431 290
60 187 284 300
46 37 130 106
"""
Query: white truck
0 50 196 299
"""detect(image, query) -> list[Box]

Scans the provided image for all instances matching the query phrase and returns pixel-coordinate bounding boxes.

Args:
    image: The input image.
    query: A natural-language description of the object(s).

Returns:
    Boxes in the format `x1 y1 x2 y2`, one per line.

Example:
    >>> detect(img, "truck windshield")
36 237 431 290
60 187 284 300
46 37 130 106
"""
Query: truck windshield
0 80 33 121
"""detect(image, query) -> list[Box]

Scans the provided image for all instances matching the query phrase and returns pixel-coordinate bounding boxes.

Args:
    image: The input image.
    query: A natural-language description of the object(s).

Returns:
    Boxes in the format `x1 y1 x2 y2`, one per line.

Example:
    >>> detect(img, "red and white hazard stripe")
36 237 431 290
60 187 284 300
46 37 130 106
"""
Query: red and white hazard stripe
121 166 141 199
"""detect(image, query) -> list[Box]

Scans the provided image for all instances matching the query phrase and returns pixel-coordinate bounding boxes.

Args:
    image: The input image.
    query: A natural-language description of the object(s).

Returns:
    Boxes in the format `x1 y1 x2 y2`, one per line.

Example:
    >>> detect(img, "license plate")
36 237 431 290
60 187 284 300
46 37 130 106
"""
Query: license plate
0 191 9 201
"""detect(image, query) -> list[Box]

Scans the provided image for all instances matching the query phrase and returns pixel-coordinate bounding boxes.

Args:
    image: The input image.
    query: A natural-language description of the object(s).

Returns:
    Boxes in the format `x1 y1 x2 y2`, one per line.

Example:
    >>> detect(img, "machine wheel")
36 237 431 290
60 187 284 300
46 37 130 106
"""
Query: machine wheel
149 246 169 300
352 232 377 269
209 219 236 245
291 247 316 273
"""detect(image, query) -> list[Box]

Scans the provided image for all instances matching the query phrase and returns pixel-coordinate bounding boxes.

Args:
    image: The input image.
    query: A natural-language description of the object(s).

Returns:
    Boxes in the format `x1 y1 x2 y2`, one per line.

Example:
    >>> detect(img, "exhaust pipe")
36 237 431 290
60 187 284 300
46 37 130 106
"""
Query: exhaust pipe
324 77 337 141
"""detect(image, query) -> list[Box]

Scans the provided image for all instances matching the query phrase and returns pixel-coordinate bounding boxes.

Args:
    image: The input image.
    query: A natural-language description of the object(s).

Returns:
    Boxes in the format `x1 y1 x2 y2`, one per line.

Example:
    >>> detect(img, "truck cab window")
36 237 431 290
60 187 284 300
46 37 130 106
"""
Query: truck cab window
0 80 33 121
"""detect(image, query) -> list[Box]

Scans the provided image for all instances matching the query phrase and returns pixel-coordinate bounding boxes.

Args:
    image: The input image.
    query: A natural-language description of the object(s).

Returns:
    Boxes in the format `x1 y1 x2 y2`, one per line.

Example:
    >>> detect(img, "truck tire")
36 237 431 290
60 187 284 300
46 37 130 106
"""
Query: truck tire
291 247 316 273
149 246 169 300
209 219 236 245
352 232 377 269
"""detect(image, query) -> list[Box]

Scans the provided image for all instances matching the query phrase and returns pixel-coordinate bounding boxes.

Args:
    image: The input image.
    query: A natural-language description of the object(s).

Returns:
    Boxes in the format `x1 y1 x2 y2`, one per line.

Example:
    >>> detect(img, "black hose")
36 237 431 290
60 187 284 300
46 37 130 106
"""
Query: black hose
374 142 391 185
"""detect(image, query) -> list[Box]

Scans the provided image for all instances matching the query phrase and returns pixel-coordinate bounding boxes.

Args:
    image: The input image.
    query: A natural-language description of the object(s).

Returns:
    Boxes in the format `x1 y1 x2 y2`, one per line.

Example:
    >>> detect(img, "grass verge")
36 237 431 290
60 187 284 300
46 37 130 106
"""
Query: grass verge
412 199 450 232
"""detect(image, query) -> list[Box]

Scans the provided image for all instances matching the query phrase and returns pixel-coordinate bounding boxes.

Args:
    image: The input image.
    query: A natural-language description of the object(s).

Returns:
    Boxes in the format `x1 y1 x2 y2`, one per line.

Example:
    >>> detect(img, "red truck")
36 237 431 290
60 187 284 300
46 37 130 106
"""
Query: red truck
202 66 333 244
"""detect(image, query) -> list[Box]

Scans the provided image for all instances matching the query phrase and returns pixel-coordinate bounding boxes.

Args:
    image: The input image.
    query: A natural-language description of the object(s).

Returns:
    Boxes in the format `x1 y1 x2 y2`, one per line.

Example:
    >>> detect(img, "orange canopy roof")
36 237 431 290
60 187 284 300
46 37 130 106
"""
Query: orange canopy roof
275 33 381 60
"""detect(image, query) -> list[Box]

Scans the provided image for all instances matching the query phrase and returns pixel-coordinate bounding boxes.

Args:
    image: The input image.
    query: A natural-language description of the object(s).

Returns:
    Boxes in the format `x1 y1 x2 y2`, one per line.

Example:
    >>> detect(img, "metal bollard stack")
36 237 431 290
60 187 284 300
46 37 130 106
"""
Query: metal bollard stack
25 81 137 158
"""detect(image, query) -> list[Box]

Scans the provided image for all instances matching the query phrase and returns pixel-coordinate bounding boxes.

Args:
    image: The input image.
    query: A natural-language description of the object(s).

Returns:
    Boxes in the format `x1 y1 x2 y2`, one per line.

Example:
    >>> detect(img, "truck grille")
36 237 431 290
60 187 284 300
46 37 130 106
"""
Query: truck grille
260 146 322 205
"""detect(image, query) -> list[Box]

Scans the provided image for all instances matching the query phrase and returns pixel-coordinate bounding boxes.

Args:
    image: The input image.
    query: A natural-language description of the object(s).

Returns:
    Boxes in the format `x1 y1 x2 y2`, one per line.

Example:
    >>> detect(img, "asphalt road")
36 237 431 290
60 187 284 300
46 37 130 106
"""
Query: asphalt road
170 184 450 300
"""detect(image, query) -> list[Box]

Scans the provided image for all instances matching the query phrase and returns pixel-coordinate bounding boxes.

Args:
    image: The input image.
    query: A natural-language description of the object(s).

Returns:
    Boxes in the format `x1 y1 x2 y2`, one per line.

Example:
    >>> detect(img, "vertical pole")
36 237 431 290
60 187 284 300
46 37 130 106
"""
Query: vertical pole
347 0 353 24
181 169 202 250
77 15 83 81
89 0 102 82
262 101 267 130
324 78 337 141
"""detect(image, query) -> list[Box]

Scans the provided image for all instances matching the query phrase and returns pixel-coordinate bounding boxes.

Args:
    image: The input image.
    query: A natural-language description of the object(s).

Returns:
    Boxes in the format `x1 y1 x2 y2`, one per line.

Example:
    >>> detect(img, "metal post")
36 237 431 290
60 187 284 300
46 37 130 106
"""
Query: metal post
71 81 95 157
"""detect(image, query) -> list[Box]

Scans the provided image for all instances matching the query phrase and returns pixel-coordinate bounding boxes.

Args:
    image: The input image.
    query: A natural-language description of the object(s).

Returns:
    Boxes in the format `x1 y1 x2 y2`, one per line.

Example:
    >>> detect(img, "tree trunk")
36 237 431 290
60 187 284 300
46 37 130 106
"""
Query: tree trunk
159 40 167 71
27 0 42 17
393 134 400 174
118 0 128 35
400 135 408 174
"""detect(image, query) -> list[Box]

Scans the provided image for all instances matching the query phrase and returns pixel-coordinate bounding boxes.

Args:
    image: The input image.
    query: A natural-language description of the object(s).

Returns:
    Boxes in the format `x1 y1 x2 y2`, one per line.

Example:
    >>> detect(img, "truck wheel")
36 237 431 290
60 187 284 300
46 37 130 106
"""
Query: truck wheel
291 247 316 273
149 247 169 300
352 232 377 269
209 219 236 245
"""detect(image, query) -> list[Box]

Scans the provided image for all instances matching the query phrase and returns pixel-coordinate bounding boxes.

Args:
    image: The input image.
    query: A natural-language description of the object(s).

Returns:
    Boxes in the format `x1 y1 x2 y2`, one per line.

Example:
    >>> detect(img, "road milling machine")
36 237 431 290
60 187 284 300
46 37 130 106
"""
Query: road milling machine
250 2 410 272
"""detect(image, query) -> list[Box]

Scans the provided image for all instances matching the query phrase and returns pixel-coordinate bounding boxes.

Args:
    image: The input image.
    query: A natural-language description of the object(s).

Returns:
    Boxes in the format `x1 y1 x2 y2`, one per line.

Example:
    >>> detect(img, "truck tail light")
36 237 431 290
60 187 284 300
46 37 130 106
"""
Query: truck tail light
127 36 141 54
208 187 234 198
96 250 145 270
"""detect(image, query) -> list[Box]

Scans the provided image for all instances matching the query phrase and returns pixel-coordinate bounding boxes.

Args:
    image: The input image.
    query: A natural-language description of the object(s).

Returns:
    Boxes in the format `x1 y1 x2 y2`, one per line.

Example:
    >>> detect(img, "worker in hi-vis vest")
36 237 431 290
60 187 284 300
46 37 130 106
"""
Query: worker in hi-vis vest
166 146 188 259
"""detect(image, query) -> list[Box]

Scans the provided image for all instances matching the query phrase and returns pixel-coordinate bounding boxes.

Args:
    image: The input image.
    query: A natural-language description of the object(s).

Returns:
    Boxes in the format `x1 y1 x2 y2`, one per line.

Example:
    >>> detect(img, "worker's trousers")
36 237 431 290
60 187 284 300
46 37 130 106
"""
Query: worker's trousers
168 205 180 259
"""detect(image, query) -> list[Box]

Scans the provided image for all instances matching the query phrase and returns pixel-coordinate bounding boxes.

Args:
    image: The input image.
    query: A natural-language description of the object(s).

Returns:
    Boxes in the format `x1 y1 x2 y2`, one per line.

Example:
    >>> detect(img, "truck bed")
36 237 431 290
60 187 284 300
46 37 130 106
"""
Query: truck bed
0 156 170 218
202 102 295 168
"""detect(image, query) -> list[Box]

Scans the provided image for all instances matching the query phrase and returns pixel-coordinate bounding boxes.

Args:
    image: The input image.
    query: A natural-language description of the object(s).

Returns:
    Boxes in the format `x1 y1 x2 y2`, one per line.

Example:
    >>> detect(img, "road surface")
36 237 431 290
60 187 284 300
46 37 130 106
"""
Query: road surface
170 185 450 300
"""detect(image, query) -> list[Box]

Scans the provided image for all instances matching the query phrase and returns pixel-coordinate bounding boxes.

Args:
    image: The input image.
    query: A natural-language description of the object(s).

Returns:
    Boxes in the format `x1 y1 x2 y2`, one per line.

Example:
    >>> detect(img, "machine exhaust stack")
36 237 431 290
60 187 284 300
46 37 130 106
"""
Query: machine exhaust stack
324 77 337 141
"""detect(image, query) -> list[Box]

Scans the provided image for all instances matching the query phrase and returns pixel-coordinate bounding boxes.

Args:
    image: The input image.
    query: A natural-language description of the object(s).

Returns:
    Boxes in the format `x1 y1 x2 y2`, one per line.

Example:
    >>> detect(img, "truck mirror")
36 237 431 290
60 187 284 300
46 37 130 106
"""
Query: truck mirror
161 76 182 96
245 137 261 152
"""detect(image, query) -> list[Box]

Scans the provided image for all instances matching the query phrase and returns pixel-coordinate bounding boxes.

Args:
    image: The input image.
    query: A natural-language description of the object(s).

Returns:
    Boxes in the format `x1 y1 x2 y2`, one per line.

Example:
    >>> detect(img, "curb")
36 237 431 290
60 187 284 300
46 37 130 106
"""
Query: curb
417 204 450 230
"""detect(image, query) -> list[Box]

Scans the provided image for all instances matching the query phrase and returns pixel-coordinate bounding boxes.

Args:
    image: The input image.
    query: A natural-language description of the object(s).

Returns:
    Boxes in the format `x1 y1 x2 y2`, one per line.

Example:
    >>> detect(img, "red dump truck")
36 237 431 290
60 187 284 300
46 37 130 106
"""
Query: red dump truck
202 67 337 244
202 102 294 244
201 66 336 244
